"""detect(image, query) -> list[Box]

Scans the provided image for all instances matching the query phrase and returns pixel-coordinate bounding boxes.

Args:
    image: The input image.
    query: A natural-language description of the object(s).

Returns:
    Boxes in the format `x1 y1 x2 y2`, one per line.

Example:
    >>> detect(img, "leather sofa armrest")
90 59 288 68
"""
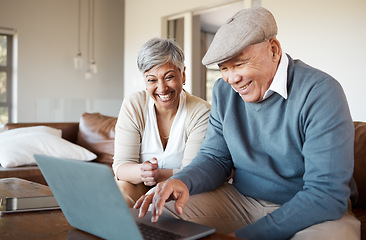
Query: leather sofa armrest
77 113 117 165
353 121 366 207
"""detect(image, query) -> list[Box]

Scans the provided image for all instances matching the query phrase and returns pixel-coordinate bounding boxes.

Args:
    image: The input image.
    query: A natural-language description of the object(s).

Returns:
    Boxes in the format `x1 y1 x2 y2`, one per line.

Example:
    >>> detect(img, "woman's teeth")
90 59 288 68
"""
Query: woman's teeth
159 93 172 100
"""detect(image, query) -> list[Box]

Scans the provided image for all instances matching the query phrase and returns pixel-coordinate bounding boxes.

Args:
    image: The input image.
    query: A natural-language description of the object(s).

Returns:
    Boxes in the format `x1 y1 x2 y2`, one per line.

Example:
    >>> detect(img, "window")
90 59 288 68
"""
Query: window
0 34 13 124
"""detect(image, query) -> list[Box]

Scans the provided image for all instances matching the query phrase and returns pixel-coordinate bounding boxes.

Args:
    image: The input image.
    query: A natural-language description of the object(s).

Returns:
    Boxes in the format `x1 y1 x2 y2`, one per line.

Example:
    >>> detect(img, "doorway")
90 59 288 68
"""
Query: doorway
200 1 246 103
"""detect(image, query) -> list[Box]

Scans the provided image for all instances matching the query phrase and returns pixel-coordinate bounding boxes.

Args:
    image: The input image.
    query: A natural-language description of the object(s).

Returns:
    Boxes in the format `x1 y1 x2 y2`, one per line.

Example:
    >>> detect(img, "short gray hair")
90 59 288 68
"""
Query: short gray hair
137 38 185 75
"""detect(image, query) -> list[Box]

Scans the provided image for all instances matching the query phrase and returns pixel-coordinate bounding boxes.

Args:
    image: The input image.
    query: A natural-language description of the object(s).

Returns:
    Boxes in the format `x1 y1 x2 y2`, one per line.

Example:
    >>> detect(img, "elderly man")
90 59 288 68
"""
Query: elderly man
135 7 360 240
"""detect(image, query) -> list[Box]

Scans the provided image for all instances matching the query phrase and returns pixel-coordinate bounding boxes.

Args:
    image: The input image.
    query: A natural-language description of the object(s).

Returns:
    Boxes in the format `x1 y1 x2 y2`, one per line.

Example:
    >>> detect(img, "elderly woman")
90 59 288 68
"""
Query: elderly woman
112 38 211 207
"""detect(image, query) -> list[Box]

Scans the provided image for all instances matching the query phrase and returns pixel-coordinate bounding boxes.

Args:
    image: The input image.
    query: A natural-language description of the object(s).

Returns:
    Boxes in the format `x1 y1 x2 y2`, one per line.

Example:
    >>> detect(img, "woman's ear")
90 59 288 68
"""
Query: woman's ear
182 66 186 85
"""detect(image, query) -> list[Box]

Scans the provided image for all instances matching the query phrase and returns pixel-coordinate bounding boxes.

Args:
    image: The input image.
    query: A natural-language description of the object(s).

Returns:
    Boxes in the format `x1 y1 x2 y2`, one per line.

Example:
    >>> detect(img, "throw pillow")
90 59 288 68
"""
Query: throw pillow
1 125 62 137
0 126 96 168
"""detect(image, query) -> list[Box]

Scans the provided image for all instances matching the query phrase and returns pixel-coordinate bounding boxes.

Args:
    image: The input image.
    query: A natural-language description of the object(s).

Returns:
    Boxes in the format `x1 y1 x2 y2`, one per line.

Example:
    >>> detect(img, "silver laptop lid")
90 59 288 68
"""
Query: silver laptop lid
35 154 143 240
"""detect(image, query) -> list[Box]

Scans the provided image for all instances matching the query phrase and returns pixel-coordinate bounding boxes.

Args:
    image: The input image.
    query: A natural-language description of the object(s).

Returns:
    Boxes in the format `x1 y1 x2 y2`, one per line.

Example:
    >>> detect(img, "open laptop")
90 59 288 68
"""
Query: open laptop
34 154 215 240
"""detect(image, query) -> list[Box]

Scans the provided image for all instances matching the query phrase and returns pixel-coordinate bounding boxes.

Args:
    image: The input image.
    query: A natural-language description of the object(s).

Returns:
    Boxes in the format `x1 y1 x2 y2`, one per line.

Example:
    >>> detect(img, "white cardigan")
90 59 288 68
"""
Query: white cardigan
112 90 211 176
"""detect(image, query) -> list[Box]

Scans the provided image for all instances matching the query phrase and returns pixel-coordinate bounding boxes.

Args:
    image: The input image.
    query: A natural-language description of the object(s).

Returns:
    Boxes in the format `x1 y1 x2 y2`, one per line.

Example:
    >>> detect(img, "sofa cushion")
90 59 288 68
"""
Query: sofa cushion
0 126 96 168
77 112 117 165
353 121 366 207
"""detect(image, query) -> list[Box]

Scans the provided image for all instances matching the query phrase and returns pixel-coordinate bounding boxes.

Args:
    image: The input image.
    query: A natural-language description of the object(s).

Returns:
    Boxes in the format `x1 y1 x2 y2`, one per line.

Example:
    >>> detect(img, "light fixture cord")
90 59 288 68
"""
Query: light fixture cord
77 0 81 53
91 0 95 62
87 0 91 65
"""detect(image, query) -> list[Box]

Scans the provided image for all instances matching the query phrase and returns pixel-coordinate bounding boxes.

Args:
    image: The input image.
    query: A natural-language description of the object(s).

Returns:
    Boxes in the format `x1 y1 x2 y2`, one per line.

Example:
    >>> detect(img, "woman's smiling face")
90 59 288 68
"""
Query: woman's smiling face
144 62 185 112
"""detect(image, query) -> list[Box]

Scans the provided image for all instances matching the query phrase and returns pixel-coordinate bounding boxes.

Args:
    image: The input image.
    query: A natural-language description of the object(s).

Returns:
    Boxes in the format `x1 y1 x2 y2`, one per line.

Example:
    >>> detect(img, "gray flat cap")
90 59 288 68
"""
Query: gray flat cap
202 7 277 66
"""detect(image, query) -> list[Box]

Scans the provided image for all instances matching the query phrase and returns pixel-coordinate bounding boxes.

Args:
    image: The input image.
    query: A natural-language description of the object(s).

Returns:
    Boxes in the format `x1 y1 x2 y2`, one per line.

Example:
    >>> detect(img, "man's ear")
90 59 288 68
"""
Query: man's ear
269 38 282 62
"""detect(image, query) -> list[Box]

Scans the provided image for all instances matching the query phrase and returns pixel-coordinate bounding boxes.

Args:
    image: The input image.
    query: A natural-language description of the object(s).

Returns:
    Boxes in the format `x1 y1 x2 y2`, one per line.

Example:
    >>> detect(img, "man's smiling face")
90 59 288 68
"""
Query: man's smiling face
218 39 281 103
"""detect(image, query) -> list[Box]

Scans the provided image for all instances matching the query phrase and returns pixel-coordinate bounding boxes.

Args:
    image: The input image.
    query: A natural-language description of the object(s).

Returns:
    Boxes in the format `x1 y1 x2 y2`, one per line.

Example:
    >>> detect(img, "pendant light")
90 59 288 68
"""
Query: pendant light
74 0 84 70
74 0 97 79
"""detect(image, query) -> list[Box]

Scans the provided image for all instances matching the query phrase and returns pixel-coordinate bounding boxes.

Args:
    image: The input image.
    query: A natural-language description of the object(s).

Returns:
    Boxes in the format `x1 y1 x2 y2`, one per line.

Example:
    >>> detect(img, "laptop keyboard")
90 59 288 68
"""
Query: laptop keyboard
137 222 184 240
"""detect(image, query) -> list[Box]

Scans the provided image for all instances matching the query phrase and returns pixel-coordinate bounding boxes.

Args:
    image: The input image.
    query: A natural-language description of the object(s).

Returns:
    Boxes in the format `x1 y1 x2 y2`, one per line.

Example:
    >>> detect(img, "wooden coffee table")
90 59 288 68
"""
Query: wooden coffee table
0 209 240 239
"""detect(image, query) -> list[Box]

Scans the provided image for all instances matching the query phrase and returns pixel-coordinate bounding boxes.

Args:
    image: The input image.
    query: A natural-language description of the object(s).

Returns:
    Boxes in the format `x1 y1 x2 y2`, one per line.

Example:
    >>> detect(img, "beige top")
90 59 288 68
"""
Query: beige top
112 90 211 175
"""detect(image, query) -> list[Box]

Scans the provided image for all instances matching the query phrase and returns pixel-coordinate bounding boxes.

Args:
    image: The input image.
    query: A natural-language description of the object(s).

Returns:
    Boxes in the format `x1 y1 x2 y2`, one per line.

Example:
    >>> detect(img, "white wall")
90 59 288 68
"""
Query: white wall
124 0 366 121
263 0 366 121
0 0 124 122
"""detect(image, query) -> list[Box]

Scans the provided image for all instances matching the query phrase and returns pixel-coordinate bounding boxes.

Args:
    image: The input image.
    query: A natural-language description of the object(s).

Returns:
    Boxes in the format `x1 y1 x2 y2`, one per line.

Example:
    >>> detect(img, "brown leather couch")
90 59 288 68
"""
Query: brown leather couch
0 112 117 185
352 121 366 239
1 114 366 238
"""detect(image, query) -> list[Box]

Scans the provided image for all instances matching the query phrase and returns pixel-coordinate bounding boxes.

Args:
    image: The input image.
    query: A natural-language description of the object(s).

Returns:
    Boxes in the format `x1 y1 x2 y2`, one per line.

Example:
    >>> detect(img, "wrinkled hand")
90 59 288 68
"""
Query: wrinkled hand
140 158 159 186
133 179 189 222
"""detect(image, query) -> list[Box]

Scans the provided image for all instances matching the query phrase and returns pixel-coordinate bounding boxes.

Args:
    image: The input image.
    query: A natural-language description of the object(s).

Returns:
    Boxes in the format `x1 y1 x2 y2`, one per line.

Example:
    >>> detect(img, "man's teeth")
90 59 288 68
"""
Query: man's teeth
240 83 250 90
159 93 172 100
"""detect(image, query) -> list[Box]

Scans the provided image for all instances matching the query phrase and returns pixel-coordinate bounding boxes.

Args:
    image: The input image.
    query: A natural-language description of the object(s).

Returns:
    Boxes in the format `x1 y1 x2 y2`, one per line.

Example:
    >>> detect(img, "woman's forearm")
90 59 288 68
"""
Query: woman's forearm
116 163 143 184
117 162 174 185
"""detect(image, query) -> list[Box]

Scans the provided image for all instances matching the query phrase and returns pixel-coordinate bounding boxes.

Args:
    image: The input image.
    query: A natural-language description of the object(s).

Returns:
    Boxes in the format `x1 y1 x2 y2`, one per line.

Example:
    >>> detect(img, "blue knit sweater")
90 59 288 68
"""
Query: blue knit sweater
173 55 354 240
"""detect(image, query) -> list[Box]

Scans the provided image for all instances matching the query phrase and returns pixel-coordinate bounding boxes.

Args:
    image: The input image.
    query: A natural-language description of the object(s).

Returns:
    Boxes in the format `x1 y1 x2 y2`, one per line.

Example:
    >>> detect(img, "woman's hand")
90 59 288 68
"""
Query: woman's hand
140 158 159 186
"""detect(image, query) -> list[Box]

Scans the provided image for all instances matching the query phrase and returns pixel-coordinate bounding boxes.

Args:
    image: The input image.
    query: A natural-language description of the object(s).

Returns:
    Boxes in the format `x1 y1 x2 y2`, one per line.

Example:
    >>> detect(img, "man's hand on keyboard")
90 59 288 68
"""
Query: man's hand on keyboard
134 179 189 222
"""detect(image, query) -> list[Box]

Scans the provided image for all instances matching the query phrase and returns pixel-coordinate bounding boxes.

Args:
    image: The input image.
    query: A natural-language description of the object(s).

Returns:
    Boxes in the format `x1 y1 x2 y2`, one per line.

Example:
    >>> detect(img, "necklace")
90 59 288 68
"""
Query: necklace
159 133 169 140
